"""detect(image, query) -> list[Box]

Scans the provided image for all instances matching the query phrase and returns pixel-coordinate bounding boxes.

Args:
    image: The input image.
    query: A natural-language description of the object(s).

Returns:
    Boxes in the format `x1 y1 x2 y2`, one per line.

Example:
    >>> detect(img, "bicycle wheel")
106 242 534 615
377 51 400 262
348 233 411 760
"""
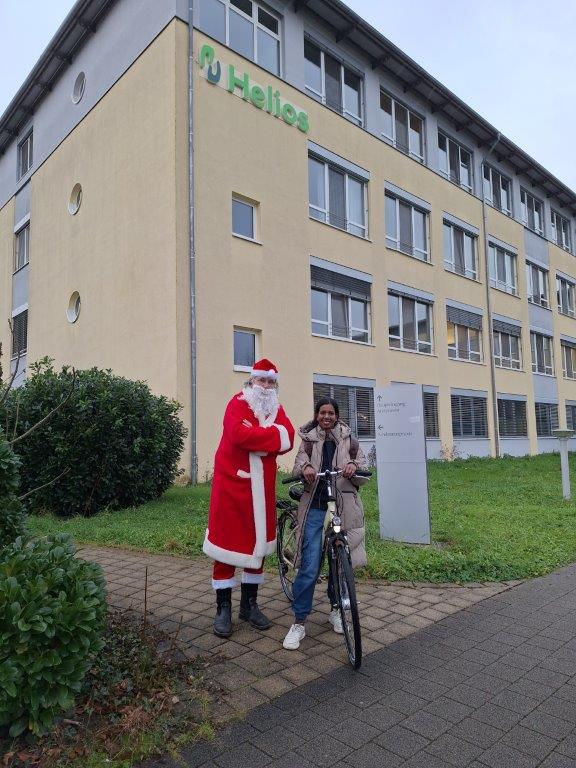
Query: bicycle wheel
277 510 298 601
333 542 362 669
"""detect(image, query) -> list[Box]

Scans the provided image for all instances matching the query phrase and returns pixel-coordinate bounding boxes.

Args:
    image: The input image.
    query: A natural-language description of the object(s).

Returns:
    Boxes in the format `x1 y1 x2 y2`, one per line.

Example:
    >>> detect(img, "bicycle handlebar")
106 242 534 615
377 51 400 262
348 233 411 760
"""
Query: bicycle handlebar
281 468 372 484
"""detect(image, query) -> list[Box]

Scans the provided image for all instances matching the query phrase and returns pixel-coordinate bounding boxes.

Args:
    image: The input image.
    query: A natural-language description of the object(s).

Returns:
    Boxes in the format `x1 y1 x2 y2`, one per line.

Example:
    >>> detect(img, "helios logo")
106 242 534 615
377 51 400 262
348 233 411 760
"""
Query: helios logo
199 44 309 133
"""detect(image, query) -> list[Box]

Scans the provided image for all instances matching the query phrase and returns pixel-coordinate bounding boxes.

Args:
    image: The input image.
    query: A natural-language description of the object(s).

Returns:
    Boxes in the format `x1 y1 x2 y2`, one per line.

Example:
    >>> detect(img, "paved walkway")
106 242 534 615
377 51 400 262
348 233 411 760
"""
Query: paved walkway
83 547 512 718
143 561 576 768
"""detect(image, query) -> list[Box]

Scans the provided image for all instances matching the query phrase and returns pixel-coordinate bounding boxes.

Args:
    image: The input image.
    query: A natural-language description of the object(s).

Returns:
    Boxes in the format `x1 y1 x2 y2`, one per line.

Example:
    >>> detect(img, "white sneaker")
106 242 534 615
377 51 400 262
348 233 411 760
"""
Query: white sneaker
329 609 344 634
283 623 306 650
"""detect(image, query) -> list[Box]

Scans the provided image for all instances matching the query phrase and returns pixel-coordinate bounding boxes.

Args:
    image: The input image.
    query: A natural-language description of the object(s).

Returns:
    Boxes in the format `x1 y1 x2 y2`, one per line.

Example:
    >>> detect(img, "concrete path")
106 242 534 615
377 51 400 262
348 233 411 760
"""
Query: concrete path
139 561 576 768
83 547 511 718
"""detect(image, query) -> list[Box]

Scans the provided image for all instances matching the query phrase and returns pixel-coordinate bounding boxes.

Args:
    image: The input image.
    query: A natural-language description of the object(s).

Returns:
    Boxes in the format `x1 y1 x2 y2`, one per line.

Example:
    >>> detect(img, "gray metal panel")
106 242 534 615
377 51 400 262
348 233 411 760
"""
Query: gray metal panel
387 281 434 303
384 181 431 212
532 374 558 402
524 229 549 264
528 303 554 333
14 183 31 224
567 400 576 407
451 387 487 398
497 392 527 402
445 298 483 315
453 439 491 458
558 270 576 285
488 235 517 254
426 440 442 460
446 305 482 330
310 255 372 283
12 266 29 310
0 0 185 209
561 334 576 347
493 312 521 327
443 212 479 236
493 319 521 336
525 254 548 271
423 384 439 394
313 373 375 388
308 141 370 180
500 438 530 457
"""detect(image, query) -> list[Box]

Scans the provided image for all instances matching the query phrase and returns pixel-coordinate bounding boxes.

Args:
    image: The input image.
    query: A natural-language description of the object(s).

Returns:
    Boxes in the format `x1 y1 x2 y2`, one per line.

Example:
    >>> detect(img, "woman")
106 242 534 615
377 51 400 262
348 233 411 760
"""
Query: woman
282 397 369 650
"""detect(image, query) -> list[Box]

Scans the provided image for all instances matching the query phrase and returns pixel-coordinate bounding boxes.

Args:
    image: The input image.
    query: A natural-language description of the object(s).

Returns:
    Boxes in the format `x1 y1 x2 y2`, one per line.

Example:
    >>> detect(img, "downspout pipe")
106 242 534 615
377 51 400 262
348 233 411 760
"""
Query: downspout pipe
188 0 198 483
481 131 502 459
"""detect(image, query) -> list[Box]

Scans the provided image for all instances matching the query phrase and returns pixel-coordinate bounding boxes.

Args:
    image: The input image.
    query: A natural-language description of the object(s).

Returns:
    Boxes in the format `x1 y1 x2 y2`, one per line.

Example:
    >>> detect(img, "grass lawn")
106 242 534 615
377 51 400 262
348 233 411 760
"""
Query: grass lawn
28 453 576 583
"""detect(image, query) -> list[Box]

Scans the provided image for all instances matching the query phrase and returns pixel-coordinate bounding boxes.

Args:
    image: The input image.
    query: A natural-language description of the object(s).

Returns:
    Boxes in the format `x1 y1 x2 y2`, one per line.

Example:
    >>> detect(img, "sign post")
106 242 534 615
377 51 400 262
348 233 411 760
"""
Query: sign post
375 384 431 544
553 429 575 500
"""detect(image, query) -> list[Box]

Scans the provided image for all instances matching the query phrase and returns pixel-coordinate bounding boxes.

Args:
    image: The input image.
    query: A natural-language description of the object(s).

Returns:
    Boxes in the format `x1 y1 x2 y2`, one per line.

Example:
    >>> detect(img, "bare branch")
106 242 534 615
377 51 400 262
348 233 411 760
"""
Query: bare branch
10 368 77 446
11 392 20 442
18 467 70 502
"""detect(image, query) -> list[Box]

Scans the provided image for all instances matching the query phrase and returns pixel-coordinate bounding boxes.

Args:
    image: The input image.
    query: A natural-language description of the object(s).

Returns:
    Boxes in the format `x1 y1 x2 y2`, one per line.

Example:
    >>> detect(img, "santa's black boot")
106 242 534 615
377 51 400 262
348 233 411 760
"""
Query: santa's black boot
239 583 271 630
213 588 233 638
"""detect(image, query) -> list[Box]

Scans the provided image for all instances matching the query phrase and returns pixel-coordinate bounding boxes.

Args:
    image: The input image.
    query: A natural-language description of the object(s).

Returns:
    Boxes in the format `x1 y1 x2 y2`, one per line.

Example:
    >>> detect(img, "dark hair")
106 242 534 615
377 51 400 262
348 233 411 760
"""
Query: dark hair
314 397 339 422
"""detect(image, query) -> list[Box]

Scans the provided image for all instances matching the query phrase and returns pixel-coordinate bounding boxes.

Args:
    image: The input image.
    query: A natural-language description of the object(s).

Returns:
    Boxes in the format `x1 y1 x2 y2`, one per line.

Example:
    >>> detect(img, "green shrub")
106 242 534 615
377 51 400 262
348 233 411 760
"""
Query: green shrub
3 360 187 517
0 433 26 548
0 534 106 736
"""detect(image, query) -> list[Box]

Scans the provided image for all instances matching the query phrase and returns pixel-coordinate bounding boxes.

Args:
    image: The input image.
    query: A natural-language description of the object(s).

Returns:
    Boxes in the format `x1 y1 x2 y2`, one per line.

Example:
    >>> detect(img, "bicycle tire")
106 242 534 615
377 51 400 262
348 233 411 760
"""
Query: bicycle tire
276 510 298 602
333 542 362 669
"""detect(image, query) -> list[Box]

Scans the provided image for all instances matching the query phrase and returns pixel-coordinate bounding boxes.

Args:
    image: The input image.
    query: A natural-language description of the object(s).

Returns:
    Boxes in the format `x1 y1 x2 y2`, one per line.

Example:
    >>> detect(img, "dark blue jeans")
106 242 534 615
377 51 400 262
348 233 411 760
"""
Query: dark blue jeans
292 507 335 622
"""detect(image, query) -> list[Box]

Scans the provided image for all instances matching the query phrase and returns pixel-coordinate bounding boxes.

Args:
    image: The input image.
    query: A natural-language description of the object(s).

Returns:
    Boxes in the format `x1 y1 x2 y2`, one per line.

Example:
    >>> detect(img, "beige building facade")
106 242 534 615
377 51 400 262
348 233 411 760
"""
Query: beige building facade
2 0 576 481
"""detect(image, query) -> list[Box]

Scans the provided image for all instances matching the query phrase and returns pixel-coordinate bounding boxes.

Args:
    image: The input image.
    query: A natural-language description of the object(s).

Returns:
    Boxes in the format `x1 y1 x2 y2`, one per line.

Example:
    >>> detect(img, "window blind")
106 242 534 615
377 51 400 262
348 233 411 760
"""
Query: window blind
313 382 375 439
493 319 521 337
446 305 482 330
451 394 488 438
311 265 371 300
423 392 439 438
535 403 559 437
498 399 528 437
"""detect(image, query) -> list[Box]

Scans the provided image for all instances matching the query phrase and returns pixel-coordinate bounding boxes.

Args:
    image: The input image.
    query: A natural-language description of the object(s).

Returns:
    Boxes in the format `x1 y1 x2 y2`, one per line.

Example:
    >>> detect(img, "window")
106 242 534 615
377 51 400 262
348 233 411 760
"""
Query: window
232 196 256 240
385 193 428 261
521 189 544 235
14 223 29 272
388 293 433 354
233 328 256 370
446 306 482 363
311 266 371 343
562 343 576 380
566 404 576 431
304 39 362 125
493 330 521 370
483 165 512 215
424 392 439 438
488 243 517 295
199 0 281 75
308 156 366 237
438 133 472 192
535 402 559 437
443 221 477 279
557 276 576 317
530 331 554 376
498 399 528 438
380 91 424 162
551 210 571 252
451 395 488 438
11 310 28 358
313 382 375 439
525 262 549 308
17 131 33 179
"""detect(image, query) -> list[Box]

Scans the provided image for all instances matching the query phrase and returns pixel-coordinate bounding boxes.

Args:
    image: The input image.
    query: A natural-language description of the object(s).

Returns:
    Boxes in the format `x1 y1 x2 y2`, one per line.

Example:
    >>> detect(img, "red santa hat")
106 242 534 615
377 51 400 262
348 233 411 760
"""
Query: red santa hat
250 358 279 379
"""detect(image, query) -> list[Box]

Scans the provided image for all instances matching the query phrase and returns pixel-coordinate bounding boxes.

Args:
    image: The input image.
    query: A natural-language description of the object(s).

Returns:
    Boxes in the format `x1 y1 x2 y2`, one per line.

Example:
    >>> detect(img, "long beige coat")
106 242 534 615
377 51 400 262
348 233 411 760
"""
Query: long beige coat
291 421 369 568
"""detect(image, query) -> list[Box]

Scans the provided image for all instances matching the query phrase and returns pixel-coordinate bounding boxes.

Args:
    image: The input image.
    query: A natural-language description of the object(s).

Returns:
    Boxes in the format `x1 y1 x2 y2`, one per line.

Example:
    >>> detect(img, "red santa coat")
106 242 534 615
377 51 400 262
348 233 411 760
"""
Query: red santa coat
203 392 295 569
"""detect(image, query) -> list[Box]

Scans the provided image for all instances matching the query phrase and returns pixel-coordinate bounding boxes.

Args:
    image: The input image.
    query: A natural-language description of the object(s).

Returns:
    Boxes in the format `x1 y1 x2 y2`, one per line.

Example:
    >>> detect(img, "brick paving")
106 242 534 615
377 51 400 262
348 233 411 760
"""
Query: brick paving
149 561 576 768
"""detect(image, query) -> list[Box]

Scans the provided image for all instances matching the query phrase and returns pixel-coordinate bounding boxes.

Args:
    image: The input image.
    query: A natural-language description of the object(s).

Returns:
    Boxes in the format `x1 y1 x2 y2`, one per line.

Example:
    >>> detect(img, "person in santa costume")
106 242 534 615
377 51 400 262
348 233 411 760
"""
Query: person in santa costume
203 359 295 638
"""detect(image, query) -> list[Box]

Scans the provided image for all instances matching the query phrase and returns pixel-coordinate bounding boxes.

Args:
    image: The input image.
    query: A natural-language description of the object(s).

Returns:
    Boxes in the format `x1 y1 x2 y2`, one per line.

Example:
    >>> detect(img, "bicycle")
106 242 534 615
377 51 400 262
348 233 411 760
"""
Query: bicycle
276 467 372 670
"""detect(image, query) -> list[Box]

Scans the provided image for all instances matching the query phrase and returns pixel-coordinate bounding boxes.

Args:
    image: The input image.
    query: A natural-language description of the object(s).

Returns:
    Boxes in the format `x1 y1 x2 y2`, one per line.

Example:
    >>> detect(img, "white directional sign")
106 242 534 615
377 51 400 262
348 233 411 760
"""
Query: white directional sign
375 384 431 545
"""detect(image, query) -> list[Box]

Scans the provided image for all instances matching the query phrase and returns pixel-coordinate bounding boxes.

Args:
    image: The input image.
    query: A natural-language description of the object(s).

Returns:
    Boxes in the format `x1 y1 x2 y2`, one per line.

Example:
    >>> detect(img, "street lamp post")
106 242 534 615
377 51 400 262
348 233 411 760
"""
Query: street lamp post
553 429 575 500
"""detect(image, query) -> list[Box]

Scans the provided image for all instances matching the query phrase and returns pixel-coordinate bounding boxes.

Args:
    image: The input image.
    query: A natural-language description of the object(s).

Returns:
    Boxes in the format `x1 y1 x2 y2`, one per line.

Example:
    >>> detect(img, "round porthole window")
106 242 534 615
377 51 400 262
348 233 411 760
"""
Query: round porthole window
72 72 86 104
68 183 82 215
67 292 81 323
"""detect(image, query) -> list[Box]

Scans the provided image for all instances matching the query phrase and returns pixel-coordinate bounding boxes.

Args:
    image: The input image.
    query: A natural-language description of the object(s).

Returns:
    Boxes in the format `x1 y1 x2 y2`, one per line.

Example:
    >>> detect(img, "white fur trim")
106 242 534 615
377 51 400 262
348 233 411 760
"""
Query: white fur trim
237 469 251 478
203 531 265 569
249 452 268 558
274 423 290 452
212 578 238 589
241 571 264 584
251 368 278 378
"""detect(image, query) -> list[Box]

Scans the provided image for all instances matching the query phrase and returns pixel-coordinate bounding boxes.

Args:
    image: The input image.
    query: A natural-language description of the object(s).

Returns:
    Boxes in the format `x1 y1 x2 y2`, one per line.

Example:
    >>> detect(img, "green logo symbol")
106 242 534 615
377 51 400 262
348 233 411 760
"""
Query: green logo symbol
199 44 221 84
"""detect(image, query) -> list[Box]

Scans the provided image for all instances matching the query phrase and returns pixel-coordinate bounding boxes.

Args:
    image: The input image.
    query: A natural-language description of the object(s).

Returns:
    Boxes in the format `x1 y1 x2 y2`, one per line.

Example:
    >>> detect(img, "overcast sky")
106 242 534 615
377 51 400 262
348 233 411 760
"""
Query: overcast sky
1 0 575 188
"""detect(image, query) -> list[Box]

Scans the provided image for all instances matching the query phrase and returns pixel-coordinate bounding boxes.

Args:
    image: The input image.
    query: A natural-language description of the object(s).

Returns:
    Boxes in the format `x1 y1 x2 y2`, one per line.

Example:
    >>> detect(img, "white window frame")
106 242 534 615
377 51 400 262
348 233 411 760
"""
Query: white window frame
530 331 554 376
308 156 367 238
388 293 433 355
526 262 549 308
13 222 30 273
493 330 521 370
380 91 425 163
562 344 576 380
232 195 257 241
438 132 473 192
213 0 282 75
447 322 482 363
304 39 363 126
557 276 576 318
483 164 512 216
521 188 544 236
443 221 477 280
385 194 429 261
17 131 33 179
551 210 572 252
489 244 518 296
311 287 371 344
233 326 258 372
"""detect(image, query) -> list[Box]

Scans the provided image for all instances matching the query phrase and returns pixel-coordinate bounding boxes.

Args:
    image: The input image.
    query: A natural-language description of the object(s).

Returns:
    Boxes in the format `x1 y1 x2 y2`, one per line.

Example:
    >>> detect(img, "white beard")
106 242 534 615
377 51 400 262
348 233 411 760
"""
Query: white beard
242 385 279 425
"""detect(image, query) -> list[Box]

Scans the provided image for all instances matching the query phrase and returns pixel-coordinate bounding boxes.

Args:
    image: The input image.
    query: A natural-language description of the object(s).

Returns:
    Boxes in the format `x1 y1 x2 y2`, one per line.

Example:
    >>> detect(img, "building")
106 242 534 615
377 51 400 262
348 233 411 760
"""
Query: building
1 0 576 481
